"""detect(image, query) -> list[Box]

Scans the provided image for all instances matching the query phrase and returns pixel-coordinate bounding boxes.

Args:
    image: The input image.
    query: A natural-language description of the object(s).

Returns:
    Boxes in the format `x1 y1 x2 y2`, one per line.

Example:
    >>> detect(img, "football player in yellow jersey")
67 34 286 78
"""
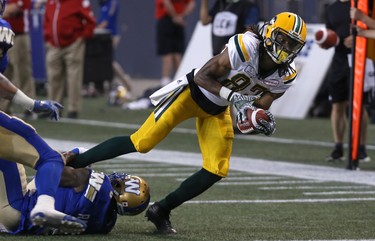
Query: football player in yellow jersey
68 12 307 234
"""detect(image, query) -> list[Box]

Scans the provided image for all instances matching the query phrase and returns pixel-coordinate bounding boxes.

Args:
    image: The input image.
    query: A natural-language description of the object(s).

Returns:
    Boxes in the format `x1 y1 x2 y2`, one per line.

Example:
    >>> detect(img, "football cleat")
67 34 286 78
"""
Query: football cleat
358 145 371 162
145 202 176 234
263 12 307 64
30 209 86 235
326 148 344 162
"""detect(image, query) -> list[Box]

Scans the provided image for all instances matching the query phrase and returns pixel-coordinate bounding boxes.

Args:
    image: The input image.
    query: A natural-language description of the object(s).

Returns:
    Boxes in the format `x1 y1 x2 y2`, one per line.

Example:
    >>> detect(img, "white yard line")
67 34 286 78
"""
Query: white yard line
58 118 375 150
184 197 375 204
216 180 325 185
46 138 375 186
259 186 375 190
303 191 375 195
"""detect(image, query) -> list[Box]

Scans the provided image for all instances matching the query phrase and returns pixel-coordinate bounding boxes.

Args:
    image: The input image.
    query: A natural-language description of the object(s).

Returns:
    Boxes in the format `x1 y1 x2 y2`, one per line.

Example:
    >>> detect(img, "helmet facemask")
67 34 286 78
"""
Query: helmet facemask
109 172 151 216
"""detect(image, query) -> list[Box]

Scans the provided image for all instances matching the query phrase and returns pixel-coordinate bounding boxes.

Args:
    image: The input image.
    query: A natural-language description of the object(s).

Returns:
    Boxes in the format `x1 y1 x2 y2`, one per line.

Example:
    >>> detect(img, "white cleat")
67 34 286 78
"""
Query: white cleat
30 209 86 235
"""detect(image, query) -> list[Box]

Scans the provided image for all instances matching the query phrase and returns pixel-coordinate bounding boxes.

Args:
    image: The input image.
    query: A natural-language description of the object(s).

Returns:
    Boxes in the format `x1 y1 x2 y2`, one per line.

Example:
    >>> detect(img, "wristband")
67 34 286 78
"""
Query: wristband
219 86 233 100
12 89 35 111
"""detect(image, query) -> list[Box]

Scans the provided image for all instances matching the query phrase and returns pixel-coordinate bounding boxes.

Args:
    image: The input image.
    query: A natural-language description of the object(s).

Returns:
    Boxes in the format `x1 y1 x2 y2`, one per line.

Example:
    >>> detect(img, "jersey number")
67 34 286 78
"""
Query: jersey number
221 73 267 95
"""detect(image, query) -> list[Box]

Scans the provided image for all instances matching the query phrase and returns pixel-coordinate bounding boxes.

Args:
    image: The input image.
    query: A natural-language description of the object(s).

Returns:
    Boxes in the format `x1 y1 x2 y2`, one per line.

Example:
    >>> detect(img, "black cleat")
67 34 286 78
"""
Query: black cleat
359 146 371 162
326 148 344 162
145 202 176 234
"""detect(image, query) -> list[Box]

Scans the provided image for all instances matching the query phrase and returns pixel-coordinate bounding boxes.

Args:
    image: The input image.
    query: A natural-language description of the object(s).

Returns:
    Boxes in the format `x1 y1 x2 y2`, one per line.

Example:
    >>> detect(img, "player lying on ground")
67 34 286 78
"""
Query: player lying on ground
0 148 150 235
66 12 307 234
0 3 90 234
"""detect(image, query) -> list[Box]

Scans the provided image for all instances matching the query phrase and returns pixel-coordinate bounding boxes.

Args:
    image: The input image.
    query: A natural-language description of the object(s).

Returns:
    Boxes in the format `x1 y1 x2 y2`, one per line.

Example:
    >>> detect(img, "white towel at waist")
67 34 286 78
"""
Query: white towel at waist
149 77 188 106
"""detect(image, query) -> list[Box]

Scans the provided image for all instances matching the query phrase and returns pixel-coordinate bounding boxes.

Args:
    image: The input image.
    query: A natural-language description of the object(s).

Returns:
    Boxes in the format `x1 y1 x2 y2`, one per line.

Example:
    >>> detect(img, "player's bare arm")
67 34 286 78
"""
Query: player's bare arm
0 72 17 100
254 92 284 110
194 47 232 96
59 167 90 192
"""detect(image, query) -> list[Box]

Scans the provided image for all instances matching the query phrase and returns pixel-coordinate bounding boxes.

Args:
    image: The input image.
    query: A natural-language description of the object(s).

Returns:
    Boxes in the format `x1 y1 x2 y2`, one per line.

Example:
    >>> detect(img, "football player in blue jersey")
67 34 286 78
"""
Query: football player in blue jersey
0 0 89 234
67 12 307 234
0 152 150 234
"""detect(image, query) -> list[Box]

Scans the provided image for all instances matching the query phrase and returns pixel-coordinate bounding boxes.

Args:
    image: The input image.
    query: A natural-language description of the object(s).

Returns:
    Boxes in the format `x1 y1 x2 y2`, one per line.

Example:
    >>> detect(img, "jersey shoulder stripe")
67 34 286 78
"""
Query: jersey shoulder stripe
234 34 249 62
283 65 297 84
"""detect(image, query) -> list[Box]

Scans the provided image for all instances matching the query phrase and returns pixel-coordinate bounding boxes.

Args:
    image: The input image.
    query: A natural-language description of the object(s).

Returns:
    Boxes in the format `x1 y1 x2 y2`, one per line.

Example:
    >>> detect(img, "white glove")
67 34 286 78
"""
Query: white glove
257 110 276 136
219 86 259 110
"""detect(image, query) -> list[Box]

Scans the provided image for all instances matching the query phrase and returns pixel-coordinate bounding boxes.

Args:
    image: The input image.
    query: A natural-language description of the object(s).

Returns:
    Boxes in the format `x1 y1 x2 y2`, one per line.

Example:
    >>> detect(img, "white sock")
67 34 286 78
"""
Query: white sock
34 195 55 211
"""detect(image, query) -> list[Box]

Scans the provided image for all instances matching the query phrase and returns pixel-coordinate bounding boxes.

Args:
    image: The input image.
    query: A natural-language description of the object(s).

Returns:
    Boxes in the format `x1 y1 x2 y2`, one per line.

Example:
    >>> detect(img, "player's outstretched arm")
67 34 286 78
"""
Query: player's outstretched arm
0 72 63 120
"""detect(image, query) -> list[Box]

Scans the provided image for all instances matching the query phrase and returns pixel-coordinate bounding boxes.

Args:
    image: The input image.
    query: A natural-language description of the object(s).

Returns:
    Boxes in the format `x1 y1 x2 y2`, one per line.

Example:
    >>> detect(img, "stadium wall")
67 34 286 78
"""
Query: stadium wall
30 0 330 82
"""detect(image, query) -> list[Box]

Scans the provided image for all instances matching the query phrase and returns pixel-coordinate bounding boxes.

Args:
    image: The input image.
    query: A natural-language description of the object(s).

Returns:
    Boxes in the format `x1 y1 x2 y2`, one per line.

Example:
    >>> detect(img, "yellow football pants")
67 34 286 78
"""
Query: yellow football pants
131 87 234 177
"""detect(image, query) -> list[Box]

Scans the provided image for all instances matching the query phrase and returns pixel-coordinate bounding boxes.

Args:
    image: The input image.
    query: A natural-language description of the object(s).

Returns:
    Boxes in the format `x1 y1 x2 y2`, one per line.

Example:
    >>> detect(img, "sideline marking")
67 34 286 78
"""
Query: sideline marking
259 185 374 190
175 176 287 182
184 197 375 204
46 139 375 186
58 118 375 150
216 180 324 185
303 191 375 195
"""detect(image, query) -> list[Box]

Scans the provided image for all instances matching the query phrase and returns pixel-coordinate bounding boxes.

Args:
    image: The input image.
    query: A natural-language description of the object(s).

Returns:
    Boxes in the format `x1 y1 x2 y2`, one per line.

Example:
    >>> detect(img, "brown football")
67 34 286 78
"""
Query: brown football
237 108 270 134
315 28 340 49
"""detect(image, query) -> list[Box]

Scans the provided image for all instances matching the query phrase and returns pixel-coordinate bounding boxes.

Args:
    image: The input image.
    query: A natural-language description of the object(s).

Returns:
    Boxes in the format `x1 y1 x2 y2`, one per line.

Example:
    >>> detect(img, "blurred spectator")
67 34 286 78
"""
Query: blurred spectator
43 0 96 119
200 0 259 56
155 0 195 86
0 0 35 118
322 0 370 162
96 0 133 100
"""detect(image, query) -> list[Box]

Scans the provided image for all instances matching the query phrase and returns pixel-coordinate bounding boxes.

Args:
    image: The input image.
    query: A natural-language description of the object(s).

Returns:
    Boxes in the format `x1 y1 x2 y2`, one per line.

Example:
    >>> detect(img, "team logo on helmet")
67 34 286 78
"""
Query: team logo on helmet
109 172 150 216
263 12 307 64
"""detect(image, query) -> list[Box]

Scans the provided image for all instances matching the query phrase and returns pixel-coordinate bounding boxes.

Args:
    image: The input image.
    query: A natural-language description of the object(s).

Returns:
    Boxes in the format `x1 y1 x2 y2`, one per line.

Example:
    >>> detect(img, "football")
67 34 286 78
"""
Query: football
237 108 271 134
314 28 340 49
